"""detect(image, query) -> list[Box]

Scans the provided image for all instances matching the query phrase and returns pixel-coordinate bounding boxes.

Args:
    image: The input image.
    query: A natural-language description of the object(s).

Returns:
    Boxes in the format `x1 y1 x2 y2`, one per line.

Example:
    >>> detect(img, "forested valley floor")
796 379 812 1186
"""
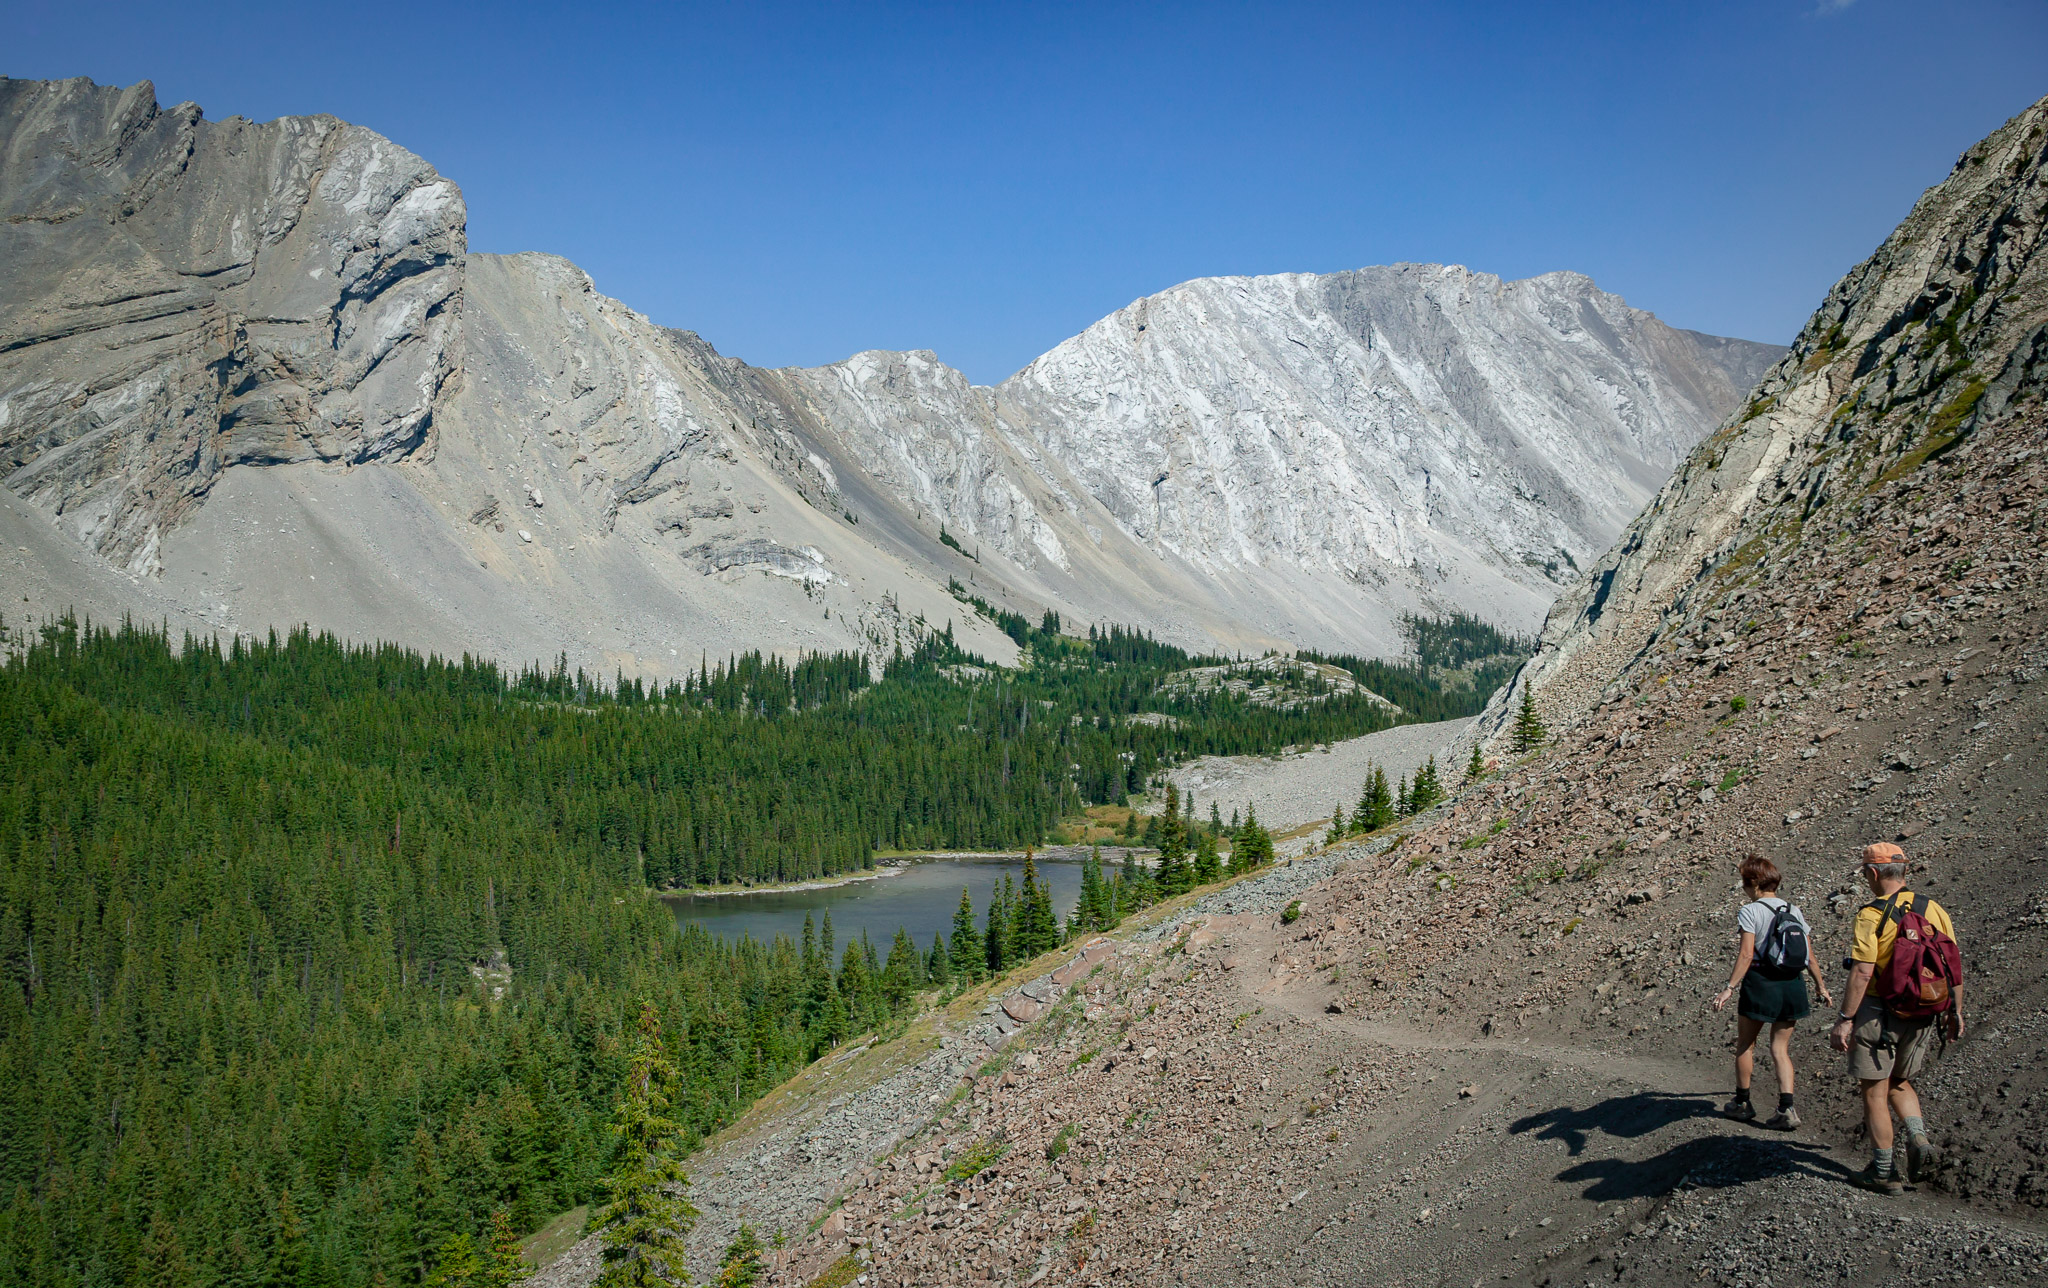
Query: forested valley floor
0 611 1517 1287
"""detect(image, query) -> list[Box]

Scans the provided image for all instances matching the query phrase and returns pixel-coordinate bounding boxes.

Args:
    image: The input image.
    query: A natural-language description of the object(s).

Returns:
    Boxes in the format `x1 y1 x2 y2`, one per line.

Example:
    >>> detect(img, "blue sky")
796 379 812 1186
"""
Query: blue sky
12 1 2045 382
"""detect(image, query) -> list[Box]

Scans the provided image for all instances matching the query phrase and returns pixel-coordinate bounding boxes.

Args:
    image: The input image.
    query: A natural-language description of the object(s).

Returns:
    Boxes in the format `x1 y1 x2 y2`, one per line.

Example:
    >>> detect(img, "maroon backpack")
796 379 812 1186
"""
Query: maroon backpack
1868 893 1962 1020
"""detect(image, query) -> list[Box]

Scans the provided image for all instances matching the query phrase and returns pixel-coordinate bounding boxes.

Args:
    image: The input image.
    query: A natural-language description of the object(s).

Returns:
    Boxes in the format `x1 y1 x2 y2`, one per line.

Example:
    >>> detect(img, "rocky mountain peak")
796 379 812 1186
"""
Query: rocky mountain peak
1 76 464 575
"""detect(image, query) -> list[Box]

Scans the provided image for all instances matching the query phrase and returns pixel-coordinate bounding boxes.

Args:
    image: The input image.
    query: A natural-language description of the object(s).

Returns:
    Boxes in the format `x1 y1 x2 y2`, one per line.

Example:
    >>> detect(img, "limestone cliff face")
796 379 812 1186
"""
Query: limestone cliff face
1 75 1784 668
995 266 1777 586
0 77 463 574
1481 93 2048 745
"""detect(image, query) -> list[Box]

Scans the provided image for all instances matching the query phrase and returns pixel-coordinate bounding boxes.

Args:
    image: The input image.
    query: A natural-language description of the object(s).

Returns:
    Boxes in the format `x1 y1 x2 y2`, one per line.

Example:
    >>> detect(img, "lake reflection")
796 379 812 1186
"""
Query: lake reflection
664 856 1106 951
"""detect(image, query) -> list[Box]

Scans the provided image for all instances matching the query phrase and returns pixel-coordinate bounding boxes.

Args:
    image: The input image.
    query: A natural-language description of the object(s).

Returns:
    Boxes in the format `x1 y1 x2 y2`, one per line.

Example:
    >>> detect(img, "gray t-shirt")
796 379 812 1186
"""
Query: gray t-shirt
1738 897 1810 970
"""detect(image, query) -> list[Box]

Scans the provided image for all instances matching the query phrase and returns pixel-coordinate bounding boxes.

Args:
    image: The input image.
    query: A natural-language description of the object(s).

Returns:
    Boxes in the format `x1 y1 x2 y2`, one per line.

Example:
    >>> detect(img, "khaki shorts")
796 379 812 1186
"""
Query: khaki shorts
1847 1002 1936 1083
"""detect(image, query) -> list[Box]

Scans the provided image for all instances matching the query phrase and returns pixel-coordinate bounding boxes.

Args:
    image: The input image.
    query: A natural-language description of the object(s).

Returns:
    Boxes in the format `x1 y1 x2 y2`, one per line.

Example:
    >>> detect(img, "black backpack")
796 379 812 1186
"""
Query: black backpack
1756 900 1810 974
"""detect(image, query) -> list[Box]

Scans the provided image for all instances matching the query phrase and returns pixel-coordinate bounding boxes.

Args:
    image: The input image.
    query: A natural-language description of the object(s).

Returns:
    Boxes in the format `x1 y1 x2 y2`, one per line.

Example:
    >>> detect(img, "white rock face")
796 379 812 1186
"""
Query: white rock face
1 76 1782 674
1000 267 1773 586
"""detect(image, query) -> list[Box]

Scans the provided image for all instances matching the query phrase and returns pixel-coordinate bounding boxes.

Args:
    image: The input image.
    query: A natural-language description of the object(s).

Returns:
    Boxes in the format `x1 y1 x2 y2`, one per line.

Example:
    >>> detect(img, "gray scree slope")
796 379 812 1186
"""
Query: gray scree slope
1 77 1782 671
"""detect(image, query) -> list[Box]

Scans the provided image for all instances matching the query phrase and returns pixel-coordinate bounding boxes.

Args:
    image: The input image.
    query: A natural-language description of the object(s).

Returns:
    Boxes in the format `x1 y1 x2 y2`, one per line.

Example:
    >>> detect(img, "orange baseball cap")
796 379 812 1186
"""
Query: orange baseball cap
1861 842 1906 865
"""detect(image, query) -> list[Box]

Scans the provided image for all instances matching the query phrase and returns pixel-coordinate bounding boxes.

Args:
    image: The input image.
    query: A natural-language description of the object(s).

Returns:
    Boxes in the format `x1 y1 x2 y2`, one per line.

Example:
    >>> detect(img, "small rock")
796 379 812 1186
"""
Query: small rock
517 529 533 543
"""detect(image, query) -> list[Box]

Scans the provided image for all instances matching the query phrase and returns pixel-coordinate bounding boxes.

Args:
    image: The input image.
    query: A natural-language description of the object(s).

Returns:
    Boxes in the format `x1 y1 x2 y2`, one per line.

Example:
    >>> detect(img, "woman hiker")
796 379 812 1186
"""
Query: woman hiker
1711 853 1833 1129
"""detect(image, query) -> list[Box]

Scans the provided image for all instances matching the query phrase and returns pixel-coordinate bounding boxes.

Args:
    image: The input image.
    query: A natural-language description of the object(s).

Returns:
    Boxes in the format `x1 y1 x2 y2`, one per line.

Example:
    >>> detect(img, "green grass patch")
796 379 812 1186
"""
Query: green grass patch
1066 1045 1102 1072
808 1254 862 1288
1281 900 1303 924
1046 1123 1080 1162
945 1137 1008 1182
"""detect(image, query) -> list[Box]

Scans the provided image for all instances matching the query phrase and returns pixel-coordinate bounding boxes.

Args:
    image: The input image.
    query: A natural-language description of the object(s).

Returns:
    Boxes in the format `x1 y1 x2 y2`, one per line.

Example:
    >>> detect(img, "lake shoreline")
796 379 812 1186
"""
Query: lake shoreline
658 865 910 900
660 845 1160 901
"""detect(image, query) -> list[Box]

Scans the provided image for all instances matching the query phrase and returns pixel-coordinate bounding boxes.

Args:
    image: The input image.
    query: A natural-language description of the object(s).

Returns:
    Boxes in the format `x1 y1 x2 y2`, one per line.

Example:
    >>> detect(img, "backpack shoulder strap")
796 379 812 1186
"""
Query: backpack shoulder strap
1861 893 1906 924
1909 893 1929 919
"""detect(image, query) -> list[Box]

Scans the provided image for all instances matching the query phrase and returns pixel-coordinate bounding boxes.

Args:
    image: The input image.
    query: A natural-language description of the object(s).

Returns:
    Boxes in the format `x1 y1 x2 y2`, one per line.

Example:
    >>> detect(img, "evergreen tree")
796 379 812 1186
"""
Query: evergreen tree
1232 805 1274 873
1011 852 1058 959
1395 774 1411 817
715 1225 767 1288
1365 766 1394 831
591 1002 698 1288
484 1209 527 1288
838 940 875 1035
271 1190 310 1288
424 1234 480 1288
927 931 953 989
1076 848 1108 933
985 877 1013 977
1325 803 1347 846
1209 801 1225 837
949 888 984 982
1194 826 1222 884
883 928 922 1013
1156 785 1190 896
1513 686 1546 754
1466 741 1486 781
1409 756 1444 814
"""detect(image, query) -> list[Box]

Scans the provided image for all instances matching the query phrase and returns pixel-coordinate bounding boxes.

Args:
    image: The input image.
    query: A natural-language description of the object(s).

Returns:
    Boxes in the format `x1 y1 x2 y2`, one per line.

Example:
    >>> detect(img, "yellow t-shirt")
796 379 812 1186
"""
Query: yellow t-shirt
1851 890 1956 970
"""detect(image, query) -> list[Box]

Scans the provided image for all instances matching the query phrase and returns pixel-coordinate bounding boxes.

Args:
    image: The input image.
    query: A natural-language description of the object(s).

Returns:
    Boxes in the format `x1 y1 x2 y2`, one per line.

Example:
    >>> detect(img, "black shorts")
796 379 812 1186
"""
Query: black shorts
1739 972 1811 1025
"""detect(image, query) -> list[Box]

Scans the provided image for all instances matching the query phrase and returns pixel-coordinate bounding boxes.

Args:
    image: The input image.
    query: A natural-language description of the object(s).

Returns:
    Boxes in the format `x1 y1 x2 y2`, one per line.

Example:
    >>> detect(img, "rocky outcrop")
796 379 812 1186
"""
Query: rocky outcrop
0 77 463 574
1483 92 2048 745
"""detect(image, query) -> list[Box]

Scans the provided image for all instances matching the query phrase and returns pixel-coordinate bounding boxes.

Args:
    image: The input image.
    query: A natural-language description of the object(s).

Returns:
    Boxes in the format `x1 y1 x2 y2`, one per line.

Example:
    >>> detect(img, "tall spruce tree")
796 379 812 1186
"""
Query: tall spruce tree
484 1209 526 1288
1513 687 1546 754
1409 756 1444 814
949 888 984 982
1232 805 1273 873
985 876 1013 977
1010 852 1058 959
1395 774 1412 817
1326 803 1347 846
1194 826 1222 885
927 931 953 989
1156 785 1189 896
1466 742 1486 781
591 1001 698 1288
883 927 922 1012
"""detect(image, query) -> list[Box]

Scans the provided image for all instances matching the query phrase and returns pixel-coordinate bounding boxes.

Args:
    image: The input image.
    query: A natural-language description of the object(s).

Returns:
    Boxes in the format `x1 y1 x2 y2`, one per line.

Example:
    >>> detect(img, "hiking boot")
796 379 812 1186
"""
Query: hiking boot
1762 1107 1801 1132
1720 1096 1756 1122
1905 1136 1941 1183
1851 1162 1903 1196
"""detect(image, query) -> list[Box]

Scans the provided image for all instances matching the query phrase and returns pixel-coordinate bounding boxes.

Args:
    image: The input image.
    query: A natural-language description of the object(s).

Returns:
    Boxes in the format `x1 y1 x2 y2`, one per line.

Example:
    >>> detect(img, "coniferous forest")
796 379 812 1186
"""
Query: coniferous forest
0 612 1517 1286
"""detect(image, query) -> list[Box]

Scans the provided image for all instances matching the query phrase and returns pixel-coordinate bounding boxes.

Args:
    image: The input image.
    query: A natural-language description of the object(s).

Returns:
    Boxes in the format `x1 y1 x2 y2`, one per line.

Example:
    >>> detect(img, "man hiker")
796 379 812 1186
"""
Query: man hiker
1712 854 1832 1129
1829 842 1964 1194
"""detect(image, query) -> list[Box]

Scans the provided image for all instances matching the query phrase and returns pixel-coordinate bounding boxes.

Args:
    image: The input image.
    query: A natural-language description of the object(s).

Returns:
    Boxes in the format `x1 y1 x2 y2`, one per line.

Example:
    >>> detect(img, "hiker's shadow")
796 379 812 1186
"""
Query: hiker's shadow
1558 1135 1845 1201
1509 1091 1716 1157
1510 1092 1848 1200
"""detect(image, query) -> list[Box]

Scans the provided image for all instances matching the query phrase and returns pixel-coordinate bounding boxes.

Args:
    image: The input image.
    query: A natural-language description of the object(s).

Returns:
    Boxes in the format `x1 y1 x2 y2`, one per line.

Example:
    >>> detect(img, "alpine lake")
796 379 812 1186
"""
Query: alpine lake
663 851 1140 951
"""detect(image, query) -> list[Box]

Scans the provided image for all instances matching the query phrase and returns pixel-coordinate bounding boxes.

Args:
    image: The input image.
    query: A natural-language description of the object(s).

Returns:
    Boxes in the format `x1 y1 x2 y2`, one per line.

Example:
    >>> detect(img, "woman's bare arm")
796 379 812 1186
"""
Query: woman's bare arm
1712 933 1756 1011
